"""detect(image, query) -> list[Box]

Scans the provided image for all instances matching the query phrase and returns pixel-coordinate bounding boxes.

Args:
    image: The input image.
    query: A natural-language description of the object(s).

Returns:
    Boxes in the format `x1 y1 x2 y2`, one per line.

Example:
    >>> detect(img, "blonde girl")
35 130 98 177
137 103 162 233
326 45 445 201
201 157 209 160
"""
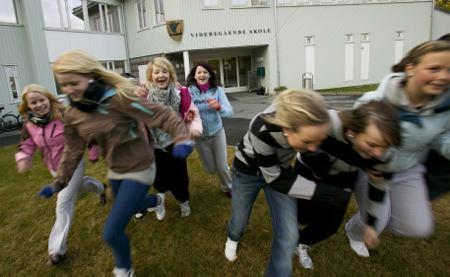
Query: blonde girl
16 84 105 265
41 50 192 276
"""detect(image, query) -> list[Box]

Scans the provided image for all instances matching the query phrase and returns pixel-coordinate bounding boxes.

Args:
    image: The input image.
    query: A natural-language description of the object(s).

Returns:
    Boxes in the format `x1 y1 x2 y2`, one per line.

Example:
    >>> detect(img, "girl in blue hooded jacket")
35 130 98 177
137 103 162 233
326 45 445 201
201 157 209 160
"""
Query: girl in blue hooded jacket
186 62 234 197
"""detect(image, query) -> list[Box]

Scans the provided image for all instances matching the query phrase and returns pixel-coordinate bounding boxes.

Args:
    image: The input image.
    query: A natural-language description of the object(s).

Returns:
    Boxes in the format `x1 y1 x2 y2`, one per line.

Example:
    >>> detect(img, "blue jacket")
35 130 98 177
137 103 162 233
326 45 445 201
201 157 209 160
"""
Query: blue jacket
189 85 233 137
355 73 450 172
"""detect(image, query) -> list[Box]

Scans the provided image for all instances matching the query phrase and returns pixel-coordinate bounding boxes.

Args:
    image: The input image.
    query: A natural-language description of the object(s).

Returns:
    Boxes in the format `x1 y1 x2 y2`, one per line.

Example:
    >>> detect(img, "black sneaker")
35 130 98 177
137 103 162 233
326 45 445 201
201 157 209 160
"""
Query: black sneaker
47 253 65 265
99 183 107 205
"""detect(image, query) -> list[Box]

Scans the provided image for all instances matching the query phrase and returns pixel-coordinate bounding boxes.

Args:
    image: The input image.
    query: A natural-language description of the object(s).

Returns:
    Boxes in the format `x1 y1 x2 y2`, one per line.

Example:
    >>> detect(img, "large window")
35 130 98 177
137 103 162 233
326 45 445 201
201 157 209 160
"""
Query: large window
136 0 148 30
41 0 121 33
3 66 20 101
0 0 18 24
41 0 85 29
154 0 165 25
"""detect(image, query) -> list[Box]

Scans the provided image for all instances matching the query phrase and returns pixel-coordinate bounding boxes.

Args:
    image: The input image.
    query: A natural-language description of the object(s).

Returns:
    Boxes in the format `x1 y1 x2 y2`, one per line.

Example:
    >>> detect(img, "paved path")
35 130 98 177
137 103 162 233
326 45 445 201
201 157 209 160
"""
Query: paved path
0 93 359 147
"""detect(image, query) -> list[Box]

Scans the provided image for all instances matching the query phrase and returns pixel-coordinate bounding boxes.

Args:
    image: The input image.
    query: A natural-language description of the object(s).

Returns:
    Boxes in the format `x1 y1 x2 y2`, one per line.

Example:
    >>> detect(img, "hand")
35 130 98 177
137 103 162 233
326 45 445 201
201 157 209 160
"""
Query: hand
136 85 148 99
207 99 221 111
190 129 202 139
184 110 195 123
366 169 384 185
363 225 379 249
38 186 56 199
17 159 32 173
172 142 194 159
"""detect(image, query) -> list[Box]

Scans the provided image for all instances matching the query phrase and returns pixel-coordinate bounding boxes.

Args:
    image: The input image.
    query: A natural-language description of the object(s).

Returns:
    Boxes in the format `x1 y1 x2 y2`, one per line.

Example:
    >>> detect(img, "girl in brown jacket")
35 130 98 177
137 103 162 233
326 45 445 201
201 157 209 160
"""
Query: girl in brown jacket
39 50 192 276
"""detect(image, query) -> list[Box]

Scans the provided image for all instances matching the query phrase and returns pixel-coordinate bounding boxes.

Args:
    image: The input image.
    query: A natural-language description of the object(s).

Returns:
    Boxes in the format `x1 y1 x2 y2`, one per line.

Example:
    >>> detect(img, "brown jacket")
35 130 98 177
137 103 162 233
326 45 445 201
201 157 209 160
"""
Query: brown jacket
53 90 190 190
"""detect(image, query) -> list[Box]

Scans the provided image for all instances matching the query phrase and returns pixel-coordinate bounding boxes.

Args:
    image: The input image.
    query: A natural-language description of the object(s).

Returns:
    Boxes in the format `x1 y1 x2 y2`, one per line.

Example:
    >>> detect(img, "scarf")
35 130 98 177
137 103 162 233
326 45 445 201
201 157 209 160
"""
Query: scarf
28 112 51 127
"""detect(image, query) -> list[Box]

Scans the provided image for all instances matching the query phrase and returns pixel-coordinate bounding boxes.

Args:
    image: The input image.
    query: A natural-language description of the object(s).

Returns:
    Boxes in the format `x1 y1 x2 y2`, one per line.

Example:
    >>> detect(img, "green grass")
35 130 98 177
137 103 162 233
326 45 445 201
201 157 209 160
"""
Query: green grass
318 84 379 94
1 145 449 275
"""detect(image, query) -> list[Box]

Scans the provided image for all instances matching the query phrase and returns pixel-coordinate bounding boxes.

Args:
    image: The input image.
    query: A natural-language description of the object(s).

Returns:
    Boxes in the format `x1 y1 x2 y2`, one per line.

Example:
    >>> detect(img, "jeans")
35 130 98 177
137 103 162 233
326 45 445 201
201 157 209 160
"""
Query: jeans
103 179 158 270
227 169 298 277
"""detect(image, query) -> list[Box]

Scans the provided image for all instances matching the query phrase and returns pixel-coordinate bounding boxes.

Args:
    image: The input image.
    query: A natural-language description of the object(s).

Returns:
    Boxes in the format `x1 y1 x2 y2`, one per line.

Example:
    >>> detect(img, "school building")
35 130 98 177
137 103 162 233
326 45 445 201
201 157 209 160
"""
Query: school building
0 0 449 114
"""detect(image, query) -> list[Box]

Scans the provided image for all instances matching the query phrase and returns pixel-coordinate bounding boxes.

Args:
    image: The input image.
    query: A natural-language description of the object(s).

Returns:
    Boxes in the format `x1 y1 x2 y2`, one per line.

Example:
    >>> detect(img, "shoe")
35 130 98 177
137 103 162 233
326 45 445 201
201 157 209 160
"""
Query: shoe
134 210 147 221
180 201 191 217
99 183 107 205
223 191 232 198
296 244 313 269
224 237 238 262
113 267 134 277
47 253 65 265
154 193 166 220
345 222 370 257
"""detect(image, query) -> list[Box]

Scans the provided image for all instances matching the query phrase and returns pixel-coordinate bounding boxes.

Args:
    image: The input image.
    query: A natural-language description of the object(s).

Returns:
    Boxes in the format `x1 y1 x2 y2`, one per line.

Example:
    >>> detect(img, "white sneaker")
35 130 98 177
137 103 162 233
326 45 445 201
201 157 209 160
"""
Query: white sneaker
180 201 191 217
296 243 313 269
345 222 370 257
224 237 238 262
154 193 166 220
113 267 134 277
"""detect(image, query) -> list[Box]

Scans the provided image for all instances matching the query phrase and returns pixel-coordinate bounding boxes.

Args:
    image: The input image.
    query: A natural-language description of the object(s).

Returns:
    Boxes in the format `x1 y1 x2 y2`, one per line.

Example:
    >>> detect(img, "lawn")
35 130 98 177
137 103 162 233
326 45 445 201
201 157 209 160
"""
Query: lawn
0 145 449 276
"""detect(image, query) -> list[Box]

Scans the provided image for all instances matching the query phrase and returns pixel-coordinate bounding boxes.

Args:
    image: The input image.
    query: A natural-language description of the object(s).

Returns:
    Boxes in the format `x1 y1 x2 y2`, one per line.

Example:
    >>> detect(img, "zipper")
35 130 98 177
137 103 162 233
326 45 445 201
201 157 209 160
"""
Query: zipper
50 123 56 138
43 123 52 152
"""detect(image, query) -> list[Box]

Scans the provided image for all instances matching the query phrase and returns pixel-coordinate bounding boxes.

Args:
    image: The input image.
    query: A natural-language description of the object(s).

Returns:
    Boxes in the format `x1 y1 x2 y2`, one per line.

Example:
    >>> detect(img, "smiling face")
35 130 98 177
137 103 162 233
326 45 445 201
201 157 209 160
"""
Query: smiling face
25 92 50 116
405 51 450 97
347 123 389 159
55 73 92 102
194 66 211 85
283 123 330 153
151 65 170 89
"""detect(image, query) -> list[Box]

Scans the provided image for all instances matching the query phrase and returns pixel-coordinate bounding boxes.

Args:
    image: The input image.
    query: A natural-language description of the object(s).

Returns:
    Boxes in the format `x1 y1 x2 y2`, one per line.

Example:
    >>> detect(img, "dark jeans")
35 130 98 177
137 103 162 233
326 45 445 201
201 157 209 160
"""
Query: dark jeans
297 183 352 246
153 146 190 202
425 150 450 201
103 179 158 270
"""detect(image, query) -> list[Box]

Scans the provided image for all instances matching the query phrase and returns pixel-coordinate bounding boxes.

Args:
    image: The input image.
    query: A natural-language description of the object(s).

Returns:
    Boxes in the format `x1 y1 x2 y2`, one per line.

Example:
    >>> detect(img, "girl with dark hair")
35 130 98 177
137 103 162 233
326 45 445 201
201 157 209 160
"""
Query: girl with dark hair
186 62 234 197
272 100 402 269
345 40 450 257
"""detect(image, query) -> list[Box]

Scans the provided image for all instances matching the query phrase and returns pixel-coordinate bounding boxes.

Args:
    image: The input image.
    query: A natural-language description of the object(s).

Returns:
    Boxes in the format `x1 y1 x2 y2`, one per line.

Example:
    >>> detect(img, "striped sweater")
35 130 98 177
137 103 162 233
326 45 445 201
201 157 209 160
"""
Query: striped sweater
233 104 317 200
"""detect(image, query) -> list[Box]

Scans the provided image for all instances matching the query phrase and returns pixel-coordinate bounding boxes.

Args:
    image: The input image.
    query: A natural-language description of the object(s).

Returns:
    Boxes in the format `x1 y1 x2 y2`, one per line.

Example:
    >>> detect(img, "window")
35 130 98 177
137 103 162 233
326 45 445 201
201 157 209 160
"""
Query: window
232 0 268 6
88 2 121 33
41 0 121 33
101 61 125 75
136 0 148 29
3 66 20 101
0 0 18 24
154 0 165 25
277 0 292 4
204 0 221 8
41 0 85 30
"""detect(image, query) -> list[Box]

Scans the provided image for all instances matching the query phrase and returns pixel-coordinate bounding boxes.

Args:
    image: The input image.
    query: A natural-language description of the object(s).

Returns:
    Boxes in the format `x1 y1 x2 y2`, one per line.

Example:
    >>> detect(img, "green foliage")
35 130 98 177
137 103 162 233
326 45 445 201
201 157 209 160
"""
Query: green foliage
318 84 379 94
274 86 288 94
1 145 450 275
435 0 450 13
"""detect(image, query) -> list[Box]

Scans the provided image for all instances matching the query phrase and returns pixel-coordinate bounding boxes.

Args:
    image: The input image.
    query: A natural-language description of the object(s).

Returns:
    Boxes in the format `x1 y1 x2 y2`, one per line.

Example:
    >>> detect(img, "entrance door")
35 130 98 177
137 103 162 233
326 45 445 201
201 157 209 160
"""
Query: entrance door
223 57 238 88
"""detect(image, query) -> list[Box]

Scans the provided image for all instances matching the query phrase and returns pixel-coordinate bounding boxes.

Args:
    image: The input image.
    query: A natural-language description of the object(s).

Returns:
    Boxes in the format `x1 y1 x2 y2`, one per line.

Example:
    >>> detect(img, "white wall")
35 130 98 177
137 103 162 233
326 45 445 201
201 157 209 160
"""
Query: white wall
432 9 450 39
44 31 127 62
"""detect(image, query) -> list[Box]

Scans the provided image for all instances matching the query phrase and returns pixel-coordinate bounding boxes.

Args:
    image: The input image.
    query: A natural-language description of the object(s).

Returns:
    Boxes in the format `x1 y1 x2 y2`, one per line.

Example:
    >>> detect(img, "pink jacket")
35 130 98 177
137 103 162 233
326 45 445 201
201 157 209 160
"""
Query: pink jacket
15 119 99 172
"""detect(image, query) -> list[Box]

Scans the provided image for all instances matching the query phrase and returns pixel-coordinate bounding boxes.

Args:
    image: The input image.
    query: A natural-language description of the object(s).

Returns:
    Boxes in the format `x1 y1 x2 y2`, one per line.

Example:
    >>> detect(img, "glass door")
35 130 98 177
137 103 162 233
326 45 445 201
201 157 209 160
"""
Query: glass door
223 57 237 88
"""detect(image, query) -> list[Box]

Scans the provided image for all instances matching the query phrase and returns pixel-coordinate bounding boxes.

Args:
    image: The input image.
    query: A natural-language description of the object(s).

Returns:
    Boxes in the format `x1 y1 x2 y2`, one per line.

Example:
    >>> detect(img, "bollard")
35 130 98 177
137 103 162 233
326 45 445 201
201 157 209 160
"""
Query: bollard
302 72 314 90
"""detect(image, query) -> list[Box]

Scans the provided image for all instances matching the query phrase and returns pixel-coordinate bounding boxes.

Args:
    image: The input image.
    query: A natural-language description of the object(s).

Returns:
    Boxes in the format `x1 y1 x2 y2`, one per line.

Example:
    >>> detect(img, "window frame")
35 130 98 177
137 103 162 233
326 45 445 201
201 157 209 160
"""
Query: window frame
153 0 165 26
0 0 19 24
136 0 149 30
203 0 222 9
231 0 269 8
3 65 21 102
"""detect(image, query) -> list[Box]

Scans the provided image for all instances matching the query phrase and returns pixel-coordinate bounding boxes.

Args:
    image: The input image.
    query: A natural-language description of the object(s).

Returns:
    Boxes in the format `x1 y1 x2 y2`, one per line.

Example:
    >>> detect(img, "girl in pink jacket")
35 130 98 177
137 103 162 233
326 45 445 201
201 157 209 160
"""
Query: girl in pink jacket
15 84 106 265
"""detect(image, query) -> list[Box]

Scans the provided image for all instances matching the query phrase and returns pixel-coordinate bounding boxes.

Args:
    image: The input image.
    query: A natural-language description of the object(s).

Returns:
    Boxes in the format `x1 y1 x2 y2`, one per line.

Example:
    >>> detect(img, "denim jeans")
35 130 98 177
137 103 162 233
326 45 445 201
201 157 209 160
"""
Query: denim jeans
227 169 298 277
103 179 158 270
